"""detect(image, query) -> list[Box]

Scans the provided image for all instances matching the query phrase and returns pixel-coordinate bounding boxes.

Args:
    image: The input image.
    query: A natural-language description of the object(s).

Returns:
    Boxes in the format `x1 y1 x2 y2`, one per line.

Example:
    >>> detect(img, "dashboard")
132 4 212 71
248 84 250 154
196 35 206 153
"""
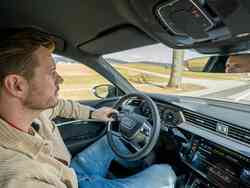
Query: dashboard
124 96 250 188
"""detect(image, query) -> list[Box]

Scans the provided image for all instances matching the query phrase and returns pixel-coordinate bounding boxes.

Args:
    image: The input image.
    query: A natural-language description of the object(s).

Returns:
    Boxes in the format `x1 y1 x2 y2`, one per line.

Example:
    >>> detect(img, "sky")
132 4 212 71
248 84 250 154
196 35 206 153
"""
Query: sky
103 43 209 64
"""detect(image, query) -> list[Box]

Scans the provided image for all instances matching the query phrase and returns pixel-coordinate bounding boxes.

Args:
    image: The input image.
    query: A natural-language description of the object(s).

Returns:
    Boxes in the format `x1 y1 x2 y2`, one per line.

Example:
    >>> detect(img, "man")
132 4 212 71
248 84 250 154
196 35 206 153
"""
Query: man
0 28 176 188
225 54 250 73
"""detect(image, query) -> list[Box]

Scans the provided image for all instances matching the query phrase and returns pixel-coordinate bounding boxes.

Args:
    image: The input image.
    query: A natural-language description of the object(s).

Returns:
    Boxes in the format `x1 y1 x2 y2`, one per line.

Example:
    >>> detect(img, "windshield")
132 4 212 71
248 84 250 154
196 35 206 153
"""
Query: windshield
103 44 250 105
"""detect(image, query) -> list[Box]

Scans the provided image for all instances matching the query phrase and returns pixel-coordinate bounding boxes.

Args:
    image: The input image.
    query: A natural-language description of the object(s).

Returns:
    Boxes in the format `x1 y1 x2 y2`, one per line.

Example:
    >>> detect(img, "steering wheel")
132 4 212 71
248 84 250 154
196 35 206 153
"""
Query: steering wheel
107 93 161 161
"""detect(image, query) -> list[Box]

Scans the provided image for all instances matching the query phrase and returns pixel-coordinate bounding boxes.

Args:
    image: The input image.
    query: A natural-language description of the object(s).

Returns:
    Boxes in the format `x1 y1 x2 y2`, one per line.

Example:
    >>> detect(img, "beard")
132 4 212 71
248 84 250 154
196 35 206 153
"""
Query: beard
23 88 59 110
24 97 58 110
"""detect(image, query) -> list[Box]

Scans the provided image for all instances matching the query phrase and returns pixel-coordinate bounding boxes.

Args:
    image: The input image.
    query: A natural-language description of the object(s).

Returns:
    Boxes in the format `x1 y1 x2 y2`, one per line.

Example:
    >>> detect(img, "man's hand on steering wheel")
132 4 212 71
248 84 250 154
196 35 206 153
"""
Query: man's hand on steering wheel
91 107 119 122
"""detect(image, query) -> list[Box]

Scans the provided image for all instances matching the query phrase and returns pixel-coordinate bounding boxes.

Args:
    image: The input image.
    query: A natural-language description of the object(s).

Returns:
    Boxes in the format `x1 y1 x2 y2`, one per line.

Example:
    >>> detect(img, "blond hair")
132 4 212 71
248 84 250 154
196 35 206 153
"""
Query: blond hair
0 27 55 85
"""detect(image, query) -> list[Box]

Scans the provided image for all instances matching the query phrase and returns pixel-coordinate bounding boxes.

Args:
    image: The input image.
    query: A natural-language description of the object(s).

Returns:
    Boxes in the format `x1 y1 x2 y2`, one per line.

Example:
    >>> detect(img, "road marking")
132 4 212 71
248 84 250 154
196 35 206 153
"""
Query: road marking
233 89 250 102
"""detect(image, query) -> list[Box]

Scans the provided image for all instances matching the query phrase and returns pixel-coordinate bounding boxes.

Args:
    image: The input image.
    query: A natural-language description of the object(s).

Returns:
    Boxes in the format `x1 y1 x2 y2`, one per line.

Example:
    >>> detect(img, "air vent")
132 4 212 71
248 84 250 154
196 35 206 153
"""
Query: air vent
182 110 217 131
182 110 250 145
228 126 250 145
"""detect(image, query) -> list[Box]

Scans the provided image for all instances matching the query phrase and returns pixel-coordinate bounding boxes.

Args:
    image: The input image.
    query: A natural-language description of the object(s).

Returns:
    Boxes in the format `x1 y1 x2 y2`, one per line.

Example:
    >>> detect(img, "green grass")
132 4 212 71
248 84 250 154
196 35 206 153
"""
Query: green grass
58 61 245 101
113 63 242 80
59 67 206 100
62 75 109 85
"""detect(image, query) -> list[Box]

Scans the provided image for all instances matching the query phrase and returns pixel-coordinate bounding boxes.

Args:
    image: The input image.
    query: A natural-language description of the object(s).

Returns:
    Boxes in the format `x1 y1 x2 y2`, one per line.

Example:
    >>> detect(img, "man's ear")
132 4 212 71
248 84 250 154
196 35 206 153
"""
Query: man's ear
3 74 29 98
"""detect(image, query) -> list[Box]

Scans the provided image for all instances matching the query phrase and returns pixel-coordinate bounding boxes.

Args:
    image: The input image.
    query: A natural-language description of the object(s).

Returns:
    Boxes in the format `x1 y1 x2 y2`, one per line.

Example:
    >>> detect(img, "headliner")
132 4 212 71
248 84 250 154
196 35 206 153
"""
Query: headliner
2 0 250 56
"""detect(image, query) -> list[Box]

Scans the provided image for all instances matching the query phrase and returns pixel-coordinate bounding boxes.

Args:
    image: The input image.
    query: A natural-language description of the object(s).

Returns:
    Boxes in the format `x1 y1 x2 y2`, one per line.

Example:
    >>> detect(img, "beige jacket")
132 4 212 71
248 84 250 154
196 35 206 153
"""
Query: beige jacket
0 99 93 188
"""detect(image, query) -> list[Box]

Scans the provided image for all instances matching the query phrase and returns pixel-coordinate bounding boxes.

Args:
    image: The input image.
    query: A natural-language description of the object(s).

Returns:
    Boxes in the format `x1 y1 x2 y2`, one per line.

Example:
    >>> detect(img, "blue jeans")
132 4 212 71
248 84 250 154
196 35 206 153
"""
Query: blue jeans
70 136 176 188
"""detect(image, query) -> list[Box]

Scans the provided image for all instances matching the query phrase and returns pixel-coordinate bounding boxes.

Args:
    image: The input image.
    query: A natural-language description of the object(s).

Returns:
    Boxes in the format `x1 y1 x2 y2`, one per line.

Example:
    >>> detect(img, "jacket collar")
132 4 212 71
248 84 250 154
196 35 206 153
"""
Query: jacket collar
0 118 51 158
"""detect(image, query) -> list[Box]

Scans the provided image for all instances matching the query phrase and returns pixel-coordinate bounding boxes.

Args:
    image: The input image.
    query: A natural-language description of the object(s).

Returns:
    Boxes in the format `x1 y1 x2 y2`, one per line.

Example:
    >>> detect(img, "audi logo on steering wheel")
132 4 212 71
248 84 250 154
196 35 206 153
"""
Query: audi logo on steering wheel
121 117 136 129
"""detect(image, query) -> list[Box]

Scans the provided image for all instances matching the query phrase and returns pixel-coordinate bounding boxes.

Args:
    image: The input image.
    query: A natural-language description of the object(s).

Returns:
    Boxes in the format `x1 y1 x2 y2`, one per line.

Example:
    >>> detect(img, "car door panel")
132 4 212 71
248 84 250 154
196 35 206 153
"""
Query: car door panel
56 97 119 156
57 119 106 156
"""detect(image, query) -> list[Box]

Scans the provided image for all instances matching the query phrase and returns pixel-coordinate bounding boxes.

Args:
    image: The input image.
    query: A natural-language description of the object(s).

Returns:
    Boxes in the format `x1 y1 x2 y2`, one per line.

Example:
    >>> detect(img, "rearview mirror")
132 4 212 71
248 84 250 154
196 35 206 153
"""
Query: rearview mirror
186 54 250 73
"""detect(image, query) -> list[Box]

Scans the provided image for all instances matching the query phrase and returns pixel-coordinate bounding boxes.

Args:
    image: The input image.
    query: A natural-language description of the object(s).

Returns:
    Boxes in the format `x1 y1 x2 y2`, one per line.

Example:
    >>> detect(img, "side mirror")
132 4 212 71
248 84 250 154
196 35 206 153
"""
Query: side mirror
92 84 123 99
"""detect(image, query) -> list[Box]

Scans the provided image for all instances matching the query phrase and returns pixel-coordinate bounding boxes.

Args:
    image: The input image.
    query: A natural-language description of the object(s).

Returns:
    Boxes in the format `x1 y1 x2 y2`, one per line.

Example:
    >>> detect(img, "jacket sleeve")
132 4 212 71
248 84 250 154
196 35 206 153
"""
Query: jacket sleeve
45 99 95 120
3 178 65 188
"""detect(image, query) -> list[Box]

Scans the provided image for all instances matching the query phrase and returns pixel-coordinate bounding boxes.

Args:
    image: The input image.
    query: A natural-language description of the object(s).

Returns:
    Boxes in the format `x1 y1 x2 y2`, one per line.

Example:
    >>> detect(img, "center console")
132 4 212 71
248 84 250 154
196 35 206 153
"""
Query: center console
180 134 250 188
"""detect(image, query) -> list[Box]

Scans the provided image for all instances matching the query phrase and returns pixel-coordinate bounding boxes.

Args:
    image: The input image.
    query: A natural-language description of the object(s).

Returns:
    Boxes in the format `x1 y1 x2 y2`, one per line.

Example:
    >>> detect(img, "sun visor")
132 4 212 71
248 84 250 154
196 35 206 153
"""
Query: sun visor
78 26 156 55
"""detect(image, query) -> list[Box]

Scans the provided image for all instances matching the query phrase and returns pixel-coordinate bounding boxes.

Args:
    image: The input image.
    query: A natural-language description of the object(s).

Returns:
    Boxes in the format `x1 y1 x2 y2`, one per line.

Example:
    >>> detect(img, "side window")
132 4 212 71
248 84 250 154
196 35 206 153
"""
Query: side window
54 55 114 100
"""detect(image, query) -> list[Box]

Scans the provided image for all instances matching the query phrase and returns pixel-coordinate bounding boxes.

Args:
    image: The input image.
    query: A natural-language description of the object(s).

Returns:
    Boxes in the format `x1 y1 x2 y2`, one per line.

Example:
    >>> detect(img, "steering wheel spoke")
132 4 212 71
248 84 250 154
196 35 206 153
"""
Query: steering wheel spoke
120 137 143 152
